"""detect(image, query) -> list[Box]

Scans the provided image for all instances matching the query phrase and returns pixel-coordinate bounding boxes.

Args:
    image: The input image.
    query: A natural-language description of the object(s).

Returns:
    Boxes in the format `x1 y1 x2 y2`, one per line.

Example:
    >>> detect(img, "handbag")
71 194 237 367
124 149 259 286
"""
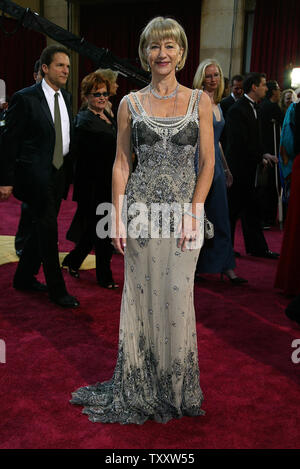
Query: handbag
204 213 214 239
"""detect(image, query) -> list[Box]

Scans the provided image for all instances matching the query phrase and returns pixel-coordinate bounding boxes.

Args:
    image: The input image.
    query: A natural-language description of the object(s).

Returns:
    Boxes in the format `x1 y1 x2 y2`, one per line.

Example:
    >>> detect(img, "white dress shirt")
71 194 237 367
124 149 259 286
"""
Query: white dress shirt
244 93 258 119
41 78 70 156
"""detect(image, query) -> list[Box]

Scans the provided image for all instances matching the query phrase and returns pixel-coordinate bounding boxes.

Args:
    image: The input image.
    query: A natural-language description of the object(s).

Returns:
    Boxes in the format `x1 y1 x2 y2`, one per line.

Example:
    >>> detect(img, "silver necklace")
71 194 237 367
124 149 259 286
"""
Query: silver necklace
148 87 178 118
150 82 179 100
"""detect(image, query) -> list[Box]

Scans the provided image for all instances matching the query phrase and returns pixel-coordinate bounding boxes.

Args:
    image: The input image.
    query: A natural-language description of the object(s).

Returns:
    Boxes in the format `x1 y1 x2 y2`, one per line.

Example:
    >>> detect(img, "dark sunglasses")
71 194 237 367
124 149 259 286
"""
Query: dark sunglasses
91 92 109 97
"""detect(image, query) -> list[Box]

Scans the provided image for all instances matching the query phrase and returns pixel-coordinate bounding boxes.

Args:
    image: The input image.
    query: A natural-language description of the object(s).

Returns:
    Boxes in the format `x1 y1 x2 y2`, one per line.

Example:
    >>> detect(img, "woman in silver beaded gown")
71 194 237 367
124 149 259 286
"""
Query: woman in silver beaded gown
70 17 215 424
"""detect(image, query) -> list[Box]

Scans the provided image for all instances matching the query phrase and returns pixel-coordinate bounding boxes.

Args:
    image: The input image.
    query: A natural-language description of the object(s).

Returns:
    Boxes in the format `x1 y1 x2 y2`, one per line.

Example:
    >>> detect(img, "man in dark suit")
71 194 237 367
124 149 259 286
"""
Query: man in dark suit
225 72 279 259
220 75 244 175
220 74 244 120
0 45 79 307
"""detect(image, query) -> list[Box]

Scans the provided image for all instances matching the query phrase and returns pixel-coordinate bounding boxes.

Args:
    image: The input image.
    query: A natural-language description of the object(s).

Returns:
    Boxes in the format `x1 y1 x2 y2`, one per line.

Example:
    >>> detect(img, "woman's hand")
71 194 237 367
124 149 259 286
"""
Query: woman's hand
111 219 127 256
263 153 279 167
177 210 203 252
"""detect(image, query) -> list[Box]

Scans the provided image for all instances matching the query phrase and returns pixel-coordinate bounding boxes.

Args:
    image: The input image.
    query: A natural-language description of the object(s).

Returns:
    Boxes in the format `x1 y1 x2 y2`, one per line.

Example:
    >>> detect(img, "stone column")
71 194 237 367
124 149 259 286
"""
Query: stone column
42 0 79 112
199 0 246 78
43 0 68 31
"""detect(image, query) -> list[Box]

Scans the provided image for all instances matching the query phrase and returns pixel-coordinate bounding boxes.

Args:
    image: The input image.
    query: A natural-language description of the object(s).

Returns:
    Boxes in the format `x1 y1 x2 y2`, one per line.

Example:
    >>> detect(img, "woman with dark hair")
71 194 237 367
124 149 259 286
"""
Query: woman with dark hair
275 101 300 321
96 68 119 118
62 71 118 289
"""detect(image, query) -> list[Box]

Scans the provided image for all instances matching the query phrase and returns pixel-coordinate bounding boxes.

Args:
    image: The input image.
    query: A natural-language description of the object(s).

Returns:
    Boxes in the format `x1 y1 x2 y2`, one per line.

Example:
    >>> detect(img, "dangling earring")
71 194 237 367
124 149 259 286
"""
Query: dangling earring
176 64 179 72
147 64 151 73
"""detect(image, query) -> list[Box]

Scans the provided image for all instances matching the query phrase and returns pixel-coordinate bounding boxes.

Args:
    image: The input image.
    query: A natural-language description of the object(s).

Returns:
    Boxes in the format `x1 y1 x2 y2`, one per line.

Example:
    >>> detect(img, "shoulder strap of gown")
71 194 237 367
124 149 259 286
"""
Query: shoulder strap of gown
125 93 138 118
192 89 203 117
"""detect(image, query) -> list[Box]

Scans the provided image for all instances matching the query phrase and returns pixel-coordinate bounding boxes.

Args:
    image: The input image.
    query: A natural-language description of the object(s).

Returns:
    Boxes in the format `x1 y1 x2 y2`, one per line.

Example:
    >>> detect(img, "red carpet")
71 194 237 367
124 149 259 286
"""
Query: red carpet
0 194 299 449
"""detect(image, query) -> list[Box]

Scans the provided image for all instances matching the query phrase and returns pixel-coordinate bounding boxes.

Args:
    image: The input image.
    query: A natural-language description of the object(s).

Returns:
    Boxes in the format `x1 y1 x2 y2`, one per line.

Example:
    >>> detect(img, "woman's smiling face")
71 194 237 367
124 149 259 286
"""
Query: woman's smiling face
147 38 183 76
87 85 109 113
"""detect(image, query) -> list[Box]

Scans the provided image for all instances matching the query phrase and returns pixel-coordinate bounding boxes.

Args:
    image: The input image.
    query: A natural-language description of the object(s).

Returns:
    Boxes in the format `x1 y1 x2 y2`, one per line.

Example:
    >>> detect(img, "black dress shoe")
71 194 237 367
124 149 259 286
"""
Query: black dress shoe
234 251 241 258
249 250 279 259
14 278 48 292
62 256 80 278
220 272 248 285
98 280 119 290
50 294 80 308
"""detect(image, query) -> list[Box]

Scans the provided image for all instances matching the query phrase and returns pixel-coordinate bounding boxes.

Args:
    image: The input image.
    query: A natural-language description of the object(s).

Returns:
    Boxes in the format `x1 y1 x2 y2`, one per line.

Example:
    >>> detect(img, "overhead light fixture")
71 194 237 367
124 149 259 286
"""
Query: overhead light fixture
291 68 300 88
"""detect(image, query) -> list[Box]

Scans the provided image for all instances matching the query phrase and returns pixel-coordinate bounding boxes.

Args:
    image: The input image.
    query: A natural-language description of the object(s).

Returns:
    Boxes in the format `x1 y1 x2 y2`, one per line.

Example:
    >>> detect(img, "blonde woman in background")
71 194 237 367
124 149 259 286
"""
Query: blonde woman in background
193 59 247 285
280 88 297 115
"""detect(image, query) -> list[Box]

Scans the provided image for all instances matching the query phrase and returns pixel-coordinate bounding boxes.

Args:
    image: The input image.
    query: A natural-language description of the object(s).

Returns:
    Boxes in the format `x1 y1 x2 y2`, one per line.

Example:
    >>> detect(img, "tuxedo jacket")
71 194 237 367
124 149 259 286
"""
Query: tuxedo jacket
220 94 235 120
219 95 237 152
0 82 74 212
225 95 264 186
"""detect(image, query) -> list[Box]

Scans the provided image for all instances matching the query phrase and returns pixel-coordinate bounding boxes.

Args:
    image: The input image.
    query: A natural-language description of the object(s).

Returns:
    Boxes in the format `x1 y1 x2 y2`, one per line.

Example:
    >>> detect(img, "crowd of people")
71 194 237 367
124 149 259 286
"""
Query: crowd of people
0 16 300 425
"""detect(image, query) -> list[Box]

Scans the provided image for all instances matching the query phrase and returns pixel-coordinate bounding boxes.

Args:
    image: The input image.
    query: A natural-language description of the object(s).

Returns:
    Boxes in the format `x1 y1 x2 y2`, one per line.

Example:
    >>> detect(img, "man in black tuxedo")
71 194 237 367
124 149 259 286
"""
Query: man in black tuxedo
220 75 244 176
220 74 244 120
0 45 79 307
225 72 279 259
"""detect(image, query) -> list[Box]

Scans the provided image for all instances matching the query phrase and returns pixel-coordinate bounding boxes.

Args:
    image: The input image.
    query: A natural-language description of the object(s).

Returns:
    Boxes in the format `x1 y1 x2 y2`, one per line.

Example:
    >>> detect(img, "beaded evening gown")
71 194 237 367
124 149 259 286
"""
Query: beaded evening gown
70 89 205 424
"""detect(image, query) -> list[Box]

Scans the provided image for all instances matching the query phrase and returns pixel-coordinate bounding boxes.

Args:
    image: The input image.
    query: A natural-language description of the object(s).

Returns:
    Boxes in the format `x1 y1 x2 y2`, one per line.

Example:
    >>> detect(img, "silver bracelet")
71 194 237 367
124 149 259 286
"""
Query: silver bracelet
184 211 202 221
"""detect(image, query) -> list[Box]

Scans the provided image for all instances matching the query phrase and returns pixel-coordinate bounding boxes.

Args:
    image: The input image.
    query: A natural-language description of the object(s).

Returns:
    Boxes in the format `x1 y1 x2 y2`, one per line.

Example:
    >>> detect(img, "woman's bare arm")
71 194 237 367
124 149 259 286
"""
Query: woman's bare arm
111 97 132 254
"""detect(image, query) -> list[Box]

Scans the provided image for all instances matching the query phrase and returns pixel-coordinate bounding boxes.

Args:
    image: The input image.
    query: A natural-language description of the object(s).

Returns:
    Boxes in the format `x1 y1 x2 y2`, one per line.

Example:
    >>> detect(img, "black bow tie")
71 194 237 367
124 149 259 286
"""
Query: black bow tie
246 97 259 110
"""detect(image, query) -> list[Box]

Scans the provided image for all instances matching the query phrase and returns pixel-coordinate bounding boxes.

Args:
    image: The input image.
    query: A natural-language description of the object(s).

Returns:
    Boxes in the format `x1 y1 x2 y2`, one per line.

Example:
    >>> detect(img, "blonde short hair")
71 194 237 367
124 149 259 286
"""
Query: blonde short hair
193 59 225 104
138 16 188 72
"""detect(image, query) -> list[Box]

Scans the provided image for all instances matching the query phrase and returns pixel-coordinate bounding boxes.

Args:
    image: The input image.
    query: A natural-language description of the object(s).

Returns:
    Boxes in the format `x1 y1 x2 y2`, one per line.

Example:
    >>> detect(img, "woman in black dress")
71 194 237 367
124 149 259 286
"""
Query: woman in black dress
63 71 118 289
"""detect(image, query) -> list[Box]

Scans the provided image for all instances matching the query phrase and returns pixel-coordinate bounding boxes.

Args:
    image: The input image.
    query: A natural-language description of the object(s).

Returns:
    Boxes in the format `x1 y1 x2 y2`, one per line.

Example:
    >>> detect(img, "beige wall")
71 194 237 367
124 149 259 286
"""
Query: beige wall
43 0 68 30
200 0 246 78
